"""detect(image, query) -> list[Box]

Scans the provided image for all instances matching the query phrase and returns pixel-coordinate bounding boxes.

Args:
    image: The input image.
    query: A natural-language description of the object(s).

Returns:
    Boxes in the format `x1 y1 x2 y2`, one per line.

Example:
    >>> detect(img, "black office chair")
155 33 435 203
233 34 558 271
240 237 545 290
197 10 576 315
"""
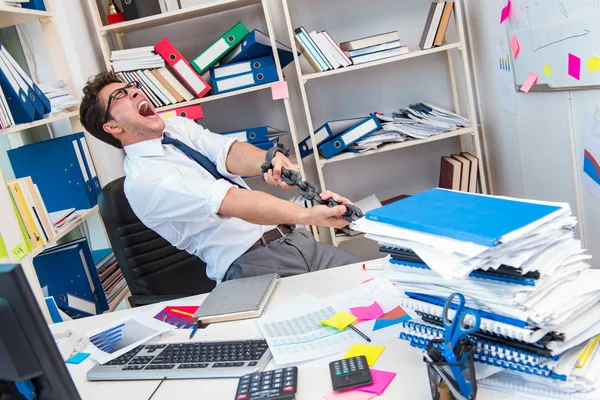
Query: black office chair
98 177 215 307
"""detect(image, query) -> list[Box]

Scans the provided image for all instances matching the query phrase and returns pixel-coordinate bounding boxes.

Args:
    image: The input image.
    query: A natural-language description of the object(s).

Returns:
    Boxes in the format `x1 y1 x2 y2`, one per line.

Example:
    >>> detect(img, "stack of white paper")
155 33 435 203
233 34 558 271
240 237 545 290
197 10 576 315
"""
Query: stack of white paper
38 81 79 114
351 190 600 398
110 47 165 72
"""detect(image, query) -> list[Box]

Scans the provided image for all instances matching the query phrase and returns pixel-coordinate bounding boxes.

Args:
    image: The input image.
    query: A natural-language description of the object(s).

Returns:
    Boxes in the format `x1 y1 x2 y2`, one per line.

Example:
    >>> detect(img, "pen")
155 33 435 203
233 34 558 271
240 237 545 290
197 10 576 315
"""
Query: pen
348 324 371 342
189 319 201 340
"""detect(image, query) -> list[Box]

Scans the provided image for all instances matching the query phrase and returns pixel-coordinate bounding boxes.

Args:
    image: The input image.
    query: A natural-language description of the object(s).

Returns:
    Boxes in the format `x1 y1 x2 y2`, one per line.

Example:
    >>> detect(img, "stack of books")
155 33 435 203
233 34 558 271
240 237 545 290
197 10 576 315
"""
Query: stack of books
93 249 127 305
112 46 195 109
0 44 51 127
340 31 408 66
352 189 600 399
420 1 455 50
38 81 79 114
439 152 479 192
293 27 352 73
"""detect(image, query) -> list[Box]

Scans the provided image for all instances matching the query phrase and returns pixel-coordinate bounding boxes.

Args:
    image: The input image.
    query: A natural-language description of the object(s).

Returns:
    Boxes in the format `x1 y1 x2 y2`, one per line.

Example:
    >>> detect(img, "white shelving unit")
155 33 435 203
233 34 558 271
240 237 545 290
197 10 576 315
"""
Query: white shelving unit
86 0 310 192
280 0 489 246
0 3 117 323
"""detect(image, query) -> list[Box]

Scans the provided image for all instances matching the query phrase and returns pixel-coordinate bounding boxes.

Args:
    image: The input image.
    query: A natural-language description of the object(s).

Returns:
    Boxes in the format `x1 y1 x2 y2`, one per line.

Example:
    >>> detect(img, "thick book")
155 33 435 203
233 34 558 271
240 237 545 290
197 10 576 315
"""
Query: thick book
439 156 462 190
420 2 445 50
365 188 564 247
460 152 479 193
339 31 400 51
451 154 470 191
192 274 281 324
434 2 454 47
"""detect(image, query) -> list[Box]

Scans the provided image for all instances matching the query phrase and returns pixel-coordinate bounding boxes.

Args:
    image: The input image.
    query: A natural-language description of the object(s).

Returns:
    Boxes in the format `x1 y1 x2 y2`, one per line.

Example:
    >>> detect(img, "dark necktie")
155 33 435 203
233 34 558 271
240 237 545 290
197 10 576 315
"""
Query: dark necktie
162 135 243 188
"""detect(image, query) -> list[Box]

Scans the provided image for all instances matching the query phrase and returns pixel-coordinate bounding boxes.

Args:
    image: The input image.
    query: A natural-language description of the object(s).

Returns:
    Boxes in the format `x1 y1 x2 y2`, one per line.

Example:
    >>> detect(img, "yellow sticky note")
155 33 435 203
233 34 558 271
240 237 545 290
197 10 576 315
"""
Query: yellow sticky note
344 344 386 366
595 56 600 71
320 312 357 330
10 243 27 261
544 64 552 77
587 58 597 73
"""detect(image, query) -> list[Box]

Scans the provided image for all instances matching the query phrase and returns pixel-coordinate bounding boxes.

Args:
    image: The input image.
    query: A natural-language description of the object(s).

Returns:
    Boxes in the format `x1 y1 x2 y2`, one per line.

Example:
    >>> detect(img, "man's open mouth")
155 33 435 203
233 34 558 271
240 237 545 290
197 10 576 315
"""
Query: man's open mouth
137 101 156 118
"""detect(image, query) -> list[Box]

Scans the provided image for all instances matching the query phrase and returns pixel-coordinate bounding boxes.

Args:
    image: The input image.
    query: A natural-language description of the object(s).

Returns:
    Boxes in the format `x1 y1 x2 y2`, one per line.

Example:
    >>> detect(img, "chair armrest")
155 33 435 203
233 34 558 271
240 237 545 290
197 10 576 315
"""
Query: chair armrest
127 294 186 308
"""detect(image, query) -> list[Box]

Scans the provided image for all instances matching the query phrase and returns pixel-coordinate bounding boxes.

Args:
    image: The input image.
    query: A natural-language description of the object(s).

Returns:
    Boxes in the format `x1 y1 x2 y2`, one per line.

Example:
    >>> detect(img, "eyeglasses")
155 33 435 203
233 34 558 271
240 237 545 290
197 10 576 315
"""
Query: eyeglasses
103 81 141 124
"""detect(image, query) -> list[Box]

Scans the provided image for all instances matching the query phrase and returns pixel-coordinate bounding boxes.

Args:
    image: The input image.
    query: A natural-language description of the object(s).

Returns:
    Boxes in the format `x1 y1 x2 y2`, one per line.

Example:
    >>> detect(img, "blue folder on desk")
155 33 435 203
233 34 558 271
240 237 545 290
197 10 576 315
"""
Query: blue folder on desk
366 188 563 247
318 115 381 159
221 29 295 68
8 133 97 213
209 56 279 95
34 237 109 317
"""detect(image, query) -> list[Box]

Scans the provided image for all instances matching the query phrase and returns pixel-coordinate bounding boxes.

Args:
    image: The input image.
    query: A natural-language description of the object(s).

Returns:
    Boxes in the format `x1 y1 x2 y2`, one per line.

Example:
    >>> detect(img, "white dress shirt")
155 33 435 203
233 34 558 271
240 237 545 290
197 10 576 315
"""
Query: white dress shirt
123 116 269 283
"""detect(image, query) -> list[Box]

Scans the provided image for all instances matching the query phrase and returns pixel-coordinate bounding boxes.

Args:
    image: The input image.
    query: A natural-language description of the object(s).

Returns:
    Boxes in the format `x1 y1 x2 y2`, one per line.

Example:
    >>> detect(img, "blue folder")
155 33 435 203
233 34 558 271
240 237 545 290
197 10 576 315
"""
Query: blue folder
220 125 286 144
34 237 109 317
366 188 562 247
22 0 46 11
299 117 369 158
210 56 279 95
252 139 281 151
318 115 381 159
0 53 35 124
75 132 102 201
221 29 295 68
8 133 98 213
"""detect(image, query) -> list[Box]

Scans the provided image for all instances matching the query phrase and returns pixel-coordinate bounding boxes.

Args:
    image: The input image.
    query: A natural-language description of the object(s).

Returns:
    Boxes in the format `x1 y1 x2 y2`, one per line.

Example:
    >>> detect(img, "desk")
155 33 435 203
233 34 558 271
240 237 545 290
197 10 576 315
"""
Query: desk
53 263 516 399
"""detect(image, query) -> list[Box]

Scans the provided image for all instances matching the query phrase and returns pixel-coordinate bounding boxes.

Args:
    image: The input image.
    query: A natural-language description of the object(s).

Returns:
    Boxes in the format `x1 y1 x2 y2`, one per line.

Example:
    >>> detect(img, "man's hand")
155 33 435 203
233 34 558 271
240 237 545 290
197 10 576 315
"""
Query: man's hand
300 190 356 229
263 152 296 190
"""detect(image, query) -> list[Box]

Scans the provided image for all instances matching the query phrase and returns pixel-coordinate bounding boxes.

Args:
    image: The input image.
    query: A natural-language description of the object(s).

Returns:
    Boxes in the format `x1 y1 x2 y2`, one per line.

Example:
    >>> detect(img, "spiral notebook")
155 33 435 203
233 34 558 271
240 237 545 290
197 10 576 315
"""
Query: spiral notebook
192 273 281 324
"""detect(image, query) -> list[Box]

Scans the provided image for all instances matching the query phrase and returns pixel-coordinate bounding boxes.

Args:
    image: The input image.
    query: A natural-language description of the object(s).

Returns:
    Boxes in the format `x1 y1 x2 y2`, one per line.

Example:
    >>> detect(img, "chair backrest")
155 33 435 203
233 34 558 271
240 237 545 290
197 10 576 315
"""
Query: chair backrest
98 177 215 297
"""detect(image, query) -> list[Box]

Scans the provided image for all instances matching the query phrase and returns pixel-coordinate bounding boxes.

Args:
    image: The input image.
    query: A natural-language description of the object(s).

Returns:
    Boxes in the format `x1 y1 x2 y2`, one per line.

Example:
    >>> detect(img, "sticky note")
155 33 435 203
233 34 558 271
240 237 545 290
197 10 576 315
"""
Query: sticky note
344 344 385 366
66 352 91 364
588 58 597 73
11 243 27 261
323 390 376 400
320 312 357 330
271 81 289 100
509 35 520 58
500 0 511 23
568 53 581 80
349 302 384 321
544 64 552 77
373 306 411 331
596 56 600 71
520 72 538 93
355 369 396 395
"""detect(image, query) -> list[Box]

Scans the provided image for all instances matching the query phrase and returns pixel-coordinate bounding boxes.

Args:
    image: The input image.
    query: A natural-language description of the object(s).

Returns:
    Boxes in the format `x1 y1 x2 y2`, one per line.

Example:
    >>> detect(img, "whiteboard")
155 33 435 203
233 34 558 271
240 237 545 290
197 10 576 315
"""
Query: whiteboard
507 0 600 90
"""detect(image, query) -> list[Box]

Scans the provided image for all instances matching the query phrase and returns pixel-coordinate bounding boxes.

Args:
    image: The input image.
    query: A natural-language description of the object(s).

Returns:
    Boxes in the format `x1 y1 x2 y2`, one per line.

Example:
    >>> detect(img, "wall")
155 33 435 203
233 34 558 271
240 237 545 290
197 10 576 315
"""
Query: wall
465 0 600 267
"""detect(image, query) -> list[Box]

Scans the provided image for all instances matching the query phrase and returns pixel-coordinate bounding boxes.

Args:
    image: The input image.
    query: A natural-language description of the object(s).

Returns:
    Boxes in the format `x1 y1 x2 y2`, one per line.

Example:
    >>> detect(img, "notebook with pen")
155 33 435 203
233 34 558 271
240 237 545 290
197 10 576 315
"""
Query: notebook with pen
192 273 281 324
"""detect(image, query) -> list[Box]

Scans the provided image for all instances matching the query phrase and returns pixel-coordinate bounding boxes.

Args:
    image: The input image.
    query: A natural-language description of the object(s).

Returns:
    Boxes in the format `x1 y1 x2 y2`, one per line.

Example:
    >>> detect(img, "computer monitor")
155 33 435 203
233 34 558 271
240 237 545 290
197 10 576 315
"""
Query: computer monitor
0 264 81 400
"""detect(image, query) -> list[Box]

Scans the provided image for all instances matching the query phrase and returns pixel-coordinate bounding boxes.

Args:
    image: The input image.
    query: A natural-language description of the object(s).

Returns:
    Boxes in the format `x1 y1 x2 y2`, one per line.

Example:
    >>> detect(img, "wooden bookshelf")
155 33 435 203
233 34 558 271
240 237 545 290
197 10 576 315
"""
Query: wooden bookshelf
0 5 50 29
303 42 463 82
0 110 79 136
319 128 474 165
99 0 260 34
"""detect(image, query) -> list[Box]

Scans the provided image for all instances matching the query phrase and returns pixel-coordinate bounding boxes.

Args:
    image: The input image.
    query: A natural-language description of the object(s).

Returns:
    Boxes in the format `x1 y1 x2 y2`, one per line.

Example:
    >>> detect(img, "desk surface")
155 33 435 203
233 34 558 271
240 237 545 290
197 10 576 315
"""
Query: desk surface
54 263 516 399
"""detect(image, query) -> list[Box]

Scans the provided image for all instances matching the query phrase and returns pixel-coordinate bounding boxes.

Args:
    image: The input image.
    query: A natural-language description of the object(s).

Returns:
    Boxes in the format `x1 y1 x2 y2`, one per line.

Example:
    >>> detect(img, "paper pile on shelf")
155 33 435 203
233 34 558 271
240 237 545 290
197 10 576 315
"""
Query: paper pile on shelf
110 46 165 73
351 188 600 398
38 81 79 114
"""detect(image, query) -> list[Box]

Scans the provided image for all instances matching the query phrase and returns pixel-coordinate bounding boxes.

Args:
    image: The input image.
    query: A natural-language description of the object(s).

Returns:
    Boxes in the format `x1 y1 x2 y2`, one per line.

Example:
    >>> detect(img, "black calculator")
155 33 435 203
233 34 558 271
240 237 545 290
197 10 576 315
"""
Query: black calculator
234 367 298 400
329 356 373 392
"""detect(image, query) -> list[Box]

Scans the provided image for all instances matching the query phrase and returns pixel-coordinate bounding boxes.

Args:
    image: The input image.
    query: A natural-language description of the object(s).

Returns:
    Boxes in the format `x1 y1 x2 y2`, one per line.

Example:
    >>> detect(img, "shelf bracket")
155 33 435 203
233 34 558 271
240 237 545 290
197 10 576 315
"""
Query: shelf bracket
39 16 52 24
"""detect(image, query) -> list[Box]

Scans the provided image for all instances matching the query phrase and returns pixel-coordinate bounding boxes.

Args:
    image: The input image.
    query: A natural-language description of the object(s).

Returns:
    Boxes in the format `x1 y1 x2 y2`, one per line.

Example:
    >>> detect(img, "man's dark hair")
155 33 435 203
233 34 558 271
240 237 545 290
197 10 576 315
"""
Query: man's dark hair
80 72 123 149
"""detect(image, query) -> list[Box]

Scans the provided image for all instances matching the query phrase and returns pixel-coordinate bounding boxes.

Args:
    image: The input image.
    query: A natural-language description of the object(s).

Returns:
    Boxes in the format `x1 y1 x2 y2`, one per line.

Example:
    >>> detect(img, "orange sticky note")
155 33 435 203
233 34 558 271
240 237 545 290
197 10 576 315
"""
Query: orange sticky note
271 81 289 100
510 35 520 58
520 72 538 93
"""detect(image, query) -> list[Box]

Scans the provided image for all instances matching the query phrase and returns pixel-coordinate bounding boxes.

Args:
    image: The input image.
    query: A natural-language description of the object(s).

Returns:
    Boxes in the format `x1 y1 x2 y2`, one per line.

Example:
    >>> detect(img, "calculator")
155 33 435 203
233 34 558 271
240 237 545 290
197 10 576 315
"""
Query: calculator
329 356 373 392
234 366 298 400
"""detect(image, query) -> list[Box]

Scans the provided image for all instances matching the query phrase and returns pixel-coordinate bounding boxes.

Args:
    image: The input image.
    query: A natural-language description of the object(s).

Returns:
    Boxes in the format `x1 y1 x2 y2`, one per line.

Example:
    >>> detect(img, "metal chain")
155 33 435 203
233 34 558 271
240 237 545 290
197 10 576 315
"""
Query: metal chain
260 148 364 222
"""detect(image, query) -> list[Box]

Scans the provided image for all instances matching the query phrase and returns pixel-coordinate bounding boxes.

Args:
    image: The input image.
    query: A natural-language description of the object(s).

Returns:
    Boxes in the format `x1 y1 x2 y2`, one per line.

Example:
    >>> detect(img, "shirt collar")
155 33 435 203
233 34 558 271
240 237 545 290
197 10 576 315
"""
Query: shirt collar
123 135 165 157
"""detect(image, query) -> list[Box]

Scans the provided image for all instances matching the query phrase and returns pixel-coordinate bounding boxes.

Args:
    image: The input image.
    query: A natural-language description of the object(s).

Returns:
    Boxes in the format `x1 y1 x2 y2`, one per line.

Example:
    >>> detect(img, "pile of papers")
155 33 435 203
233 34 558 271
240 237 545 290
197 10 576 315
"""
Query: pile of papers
351 188 600 399
38 81 79 114
110 46 165 73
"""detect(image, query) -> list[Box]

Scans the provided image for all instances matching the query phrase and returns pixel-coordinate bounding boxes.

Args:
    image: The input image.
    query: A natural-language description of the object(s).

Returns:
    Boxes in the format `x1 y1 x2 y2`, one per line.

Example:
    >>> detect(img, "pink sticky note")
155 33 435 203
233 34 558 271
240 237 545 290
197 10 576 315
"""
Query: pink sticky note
271 81 289 100
349 302 384 321
510 35 520 58
500 0 511 23
568 53 581 81
355 369 397 395
323 390 376 400
520 72 538 93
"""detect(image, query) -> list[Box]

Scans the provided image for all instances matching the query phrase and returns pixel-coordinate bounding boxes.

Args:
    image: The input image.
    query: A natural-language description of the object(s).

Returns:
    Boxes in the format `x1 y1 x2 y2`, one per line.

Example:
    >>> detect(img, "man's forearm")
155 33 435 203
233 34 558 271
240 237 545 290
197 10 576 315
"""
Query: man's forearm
218 187 309 226
225 141 266 177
